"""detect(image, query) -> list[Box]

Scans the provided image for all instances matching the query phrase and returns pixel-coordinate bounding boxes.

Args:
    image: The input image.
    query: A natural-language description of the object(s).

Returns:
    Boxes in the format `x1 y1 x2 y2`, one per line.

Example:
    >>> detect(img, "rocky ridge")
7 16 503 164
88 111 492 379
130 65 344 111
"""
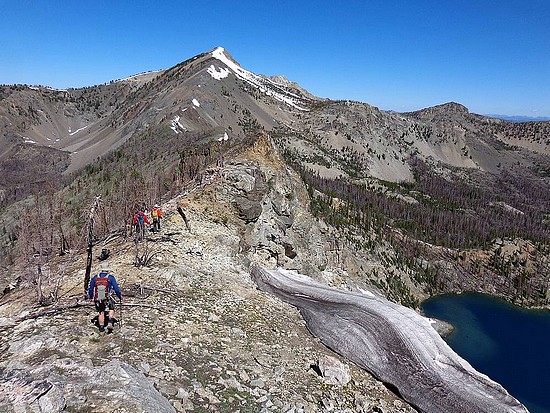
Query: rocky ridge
1 139 419 412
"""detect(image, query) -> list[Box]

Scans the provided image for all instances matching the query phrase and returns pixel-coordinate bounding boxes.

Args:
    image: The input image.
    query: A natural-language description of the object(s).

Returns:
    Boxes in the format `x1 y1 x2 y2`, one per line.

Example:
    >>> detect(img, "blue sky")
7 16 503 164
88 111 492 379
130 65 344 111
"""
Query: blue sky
1 0 549 117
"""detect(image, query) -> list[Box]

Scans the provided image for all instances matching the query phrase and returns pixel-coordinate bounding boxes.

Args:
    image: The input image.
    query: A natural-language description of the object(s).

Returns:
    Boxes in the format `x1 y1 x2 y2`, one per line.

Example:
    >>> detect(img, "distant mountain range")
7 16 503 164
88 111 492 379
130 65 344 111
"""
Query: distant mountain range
485 114 550 122
0 46 547 412
0 46 549 307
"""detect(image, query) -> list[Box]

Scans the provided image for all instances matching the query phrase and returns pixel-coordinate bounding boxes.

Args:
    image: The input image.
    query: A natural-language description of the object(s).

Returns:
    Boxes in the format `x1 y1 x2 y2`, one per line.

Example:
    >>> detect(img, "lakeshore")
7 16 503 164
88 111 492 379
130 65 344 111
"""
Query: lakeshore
422 293 550 413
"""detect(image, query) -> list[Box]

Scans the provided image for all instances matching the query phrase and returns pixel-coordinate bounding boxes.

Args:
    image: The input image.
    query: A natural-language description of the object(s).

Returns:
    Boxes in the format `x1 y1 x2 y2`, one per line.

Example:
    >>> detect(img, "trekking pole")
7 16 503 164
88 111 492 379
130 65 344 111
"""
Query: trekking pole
119 297 123 328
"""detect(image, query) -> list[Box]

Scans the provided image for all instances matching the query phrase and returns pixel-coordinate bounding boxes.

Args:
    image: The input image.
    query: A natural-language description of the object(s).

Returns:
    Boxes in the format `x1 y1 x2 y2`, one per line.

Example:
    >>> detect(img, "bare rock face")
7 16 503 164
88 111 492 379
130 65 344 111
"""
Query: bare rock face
251 265 529 413
91 360 177 412
229 164 268 223
1 358 175 412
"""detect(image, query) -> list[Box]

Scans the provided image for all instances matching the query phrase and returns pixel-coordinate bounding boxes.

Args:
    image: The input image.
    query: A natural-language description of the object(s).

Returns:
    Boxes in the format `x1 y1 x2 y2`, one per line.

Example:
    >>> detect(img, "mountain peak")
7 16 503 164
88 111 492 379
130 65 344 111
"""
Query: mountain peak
406 101 470 120
206 47 313 110
433 102 469 113
210 46 241 68
269 75 292 86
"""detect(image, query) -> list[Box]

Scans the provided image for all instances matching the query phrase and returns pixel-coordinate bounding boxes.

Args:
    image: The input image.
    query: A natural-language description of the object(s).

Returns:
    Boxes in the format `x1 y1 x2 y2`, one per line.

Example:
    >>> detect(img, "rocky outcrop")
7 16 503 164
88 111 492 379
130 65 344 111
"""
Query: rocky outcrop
1 332 175 413
251 265 529 413
0 172 417 412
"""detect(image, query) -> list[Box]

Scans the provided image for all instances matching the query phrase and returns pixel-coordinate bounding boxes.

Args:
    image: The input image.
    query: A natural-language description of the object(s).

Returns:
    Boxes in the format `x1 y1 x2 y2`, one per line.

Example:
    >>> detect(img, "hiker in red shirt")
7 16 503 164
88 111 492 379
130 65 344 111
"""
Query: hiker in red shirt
132 209 150 241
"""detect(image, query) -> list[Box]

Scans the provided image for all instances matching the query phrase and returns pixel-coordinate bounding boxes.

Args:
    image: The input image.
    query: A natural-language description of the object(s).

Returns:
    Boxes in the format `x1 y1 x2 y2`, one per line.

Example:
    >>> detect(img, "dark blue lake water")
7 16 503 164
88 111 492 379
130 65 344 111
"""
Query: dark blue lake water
421 293 550 413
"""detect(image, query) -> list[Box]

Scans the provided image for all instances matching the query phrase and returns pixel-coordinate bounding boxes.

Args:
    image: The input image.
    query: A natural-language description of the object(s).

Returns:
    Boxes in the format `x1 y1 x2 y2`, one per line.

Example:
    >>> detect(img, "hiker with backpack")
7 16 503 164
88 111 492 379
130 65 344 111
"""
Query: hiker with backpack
151 204 163 233
132 209 150 241
88 263 122 333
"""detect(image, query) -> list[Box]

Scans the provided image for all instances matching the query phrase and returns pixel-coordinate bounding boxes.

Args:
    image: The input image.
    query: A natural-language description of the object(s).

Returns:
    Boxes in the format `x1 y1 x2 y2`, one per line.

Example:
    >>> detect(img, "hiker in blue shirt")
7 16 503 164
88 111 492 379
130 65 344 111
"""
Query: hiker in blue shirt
88 263 122 333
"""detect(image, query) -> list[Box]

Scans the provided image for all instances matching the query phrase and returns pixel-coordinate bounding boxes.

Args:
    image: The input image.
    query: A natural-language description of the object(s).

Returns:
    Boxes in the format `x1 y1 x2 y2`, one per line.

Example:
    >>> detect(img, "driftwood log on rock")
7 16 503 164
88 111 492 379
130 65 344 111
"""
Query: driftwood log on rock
251 266 528 413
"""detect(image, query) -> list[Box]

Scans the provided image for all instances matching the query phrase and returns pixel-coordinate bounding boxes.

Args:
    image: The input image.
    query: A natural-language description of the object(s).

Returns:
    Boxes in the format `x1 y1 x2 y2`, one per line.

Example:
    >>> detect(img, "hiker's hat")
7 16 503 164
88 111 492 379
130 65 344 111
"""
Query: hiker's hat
99 263 111 273
154 204 160 208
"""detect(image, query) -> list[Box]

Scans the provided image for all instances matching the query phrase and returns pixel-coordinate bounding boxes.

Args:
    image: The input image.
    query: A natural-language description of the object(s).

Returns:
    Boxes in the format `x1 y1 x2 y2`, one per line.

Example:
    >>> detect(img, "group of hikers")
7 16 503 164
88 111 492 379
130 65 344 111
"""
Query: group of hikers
132 204 163 241
88 203 164 333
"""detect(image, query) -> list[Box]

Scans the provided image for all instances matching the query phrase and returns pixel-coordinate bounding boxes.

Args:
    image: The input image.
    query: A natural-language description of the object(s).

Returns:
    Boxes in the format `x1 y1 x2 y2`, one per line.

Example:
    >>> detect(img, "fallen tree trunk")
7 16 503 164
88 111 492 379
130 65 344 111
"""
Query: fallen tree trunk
251 265 528 413
14 300 164 323
16 301 92 322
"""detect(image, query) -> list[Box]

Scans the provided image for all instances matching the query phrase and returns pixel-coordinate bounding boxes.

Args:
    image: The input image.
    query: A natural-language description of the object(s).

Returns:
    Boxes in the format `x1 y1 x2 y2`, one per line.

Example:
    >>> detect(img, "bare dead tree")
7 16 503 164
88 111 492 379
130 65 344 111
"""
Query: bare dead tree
177 207 191 232
17 197 50 305
83 195 102 294
133 238 158 268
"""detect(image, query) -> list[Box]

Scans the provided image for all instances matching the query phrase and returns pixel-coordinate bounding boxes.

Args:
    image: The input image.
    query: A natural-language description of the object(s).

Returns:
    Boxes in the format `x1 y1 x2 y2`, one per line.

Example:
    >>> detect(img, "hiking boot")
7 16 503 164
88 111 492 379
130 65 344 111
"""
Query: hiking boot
107 322 115 333
99 326 105 333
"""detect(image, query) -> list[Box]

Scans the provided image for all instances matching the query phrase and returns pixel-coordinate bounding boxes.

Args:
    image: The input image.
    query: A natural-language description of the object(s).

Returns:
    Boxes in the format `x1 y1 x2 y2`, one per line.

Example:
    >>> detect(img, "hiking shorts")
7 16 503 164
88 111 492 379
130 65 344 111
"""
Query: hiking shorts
95 297 115 312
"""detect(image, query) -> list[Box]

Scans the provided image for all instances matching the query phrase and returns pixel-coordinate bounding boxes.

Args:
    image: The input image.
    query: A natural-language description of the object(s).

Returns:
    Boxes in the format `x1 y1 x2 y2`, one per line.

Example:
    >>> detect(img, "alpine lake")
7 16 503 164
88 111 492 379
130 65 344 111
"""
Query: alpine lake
421 292 550 413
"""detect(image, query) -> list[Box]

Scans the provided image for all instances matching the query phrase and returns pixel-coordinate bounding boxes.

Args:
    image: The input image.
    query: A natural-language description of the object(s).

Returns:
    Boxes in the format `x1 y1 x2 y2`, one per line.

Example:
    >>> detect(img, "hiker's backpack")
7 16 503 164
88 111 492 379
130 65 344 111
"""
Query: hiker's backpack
137 213 145 225
152 209 158 219
94 275 109 301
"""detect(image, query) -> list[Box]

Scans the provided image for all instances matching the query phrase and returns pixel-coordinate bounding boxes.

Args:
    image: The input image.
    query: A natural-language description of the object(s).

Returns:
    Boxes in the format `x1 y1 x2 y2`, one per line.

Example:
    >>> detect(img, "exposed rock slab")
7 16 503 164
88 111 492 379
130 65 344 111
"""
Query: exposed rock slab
251 265 529 413
1 359 175 413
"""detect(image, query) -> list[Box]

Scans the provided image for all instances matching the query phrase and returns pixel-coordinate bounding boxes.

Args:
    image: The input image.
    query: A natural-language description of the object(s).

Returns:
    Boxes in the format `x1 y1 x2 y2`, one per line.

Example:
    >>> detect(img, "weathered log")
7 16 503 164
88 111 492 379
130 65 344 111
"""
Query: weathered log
251 265 528 413
163 232 181 237
14 301 163 323
119 302 164 311
137 284 186 295
147 236 177 245
16 301 92 322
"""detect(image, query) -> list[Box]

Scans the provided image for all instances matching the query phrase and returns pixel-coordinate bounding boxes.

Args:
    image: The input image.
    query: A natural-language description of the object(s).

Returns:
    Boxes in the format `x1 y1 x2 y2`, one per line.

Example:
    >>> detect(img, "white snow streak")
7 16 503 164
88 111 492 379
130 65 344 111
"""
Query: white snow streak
69 125 89 136
207 64 230 80
170 115 186 134
192 98 200 107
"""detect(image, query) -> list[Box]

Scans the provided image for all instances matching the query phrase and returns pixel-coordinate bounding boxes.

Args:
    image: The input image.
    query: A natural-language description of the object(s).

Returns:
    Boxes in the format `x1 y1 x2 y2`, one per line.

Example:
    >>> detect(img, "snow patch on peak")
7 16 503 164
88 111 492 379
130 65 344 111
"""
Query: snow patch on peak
170 115 186 134
212 47 229 60
192 98 200 107
207 64 230 80
211 48 309 111
212 47 246 77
